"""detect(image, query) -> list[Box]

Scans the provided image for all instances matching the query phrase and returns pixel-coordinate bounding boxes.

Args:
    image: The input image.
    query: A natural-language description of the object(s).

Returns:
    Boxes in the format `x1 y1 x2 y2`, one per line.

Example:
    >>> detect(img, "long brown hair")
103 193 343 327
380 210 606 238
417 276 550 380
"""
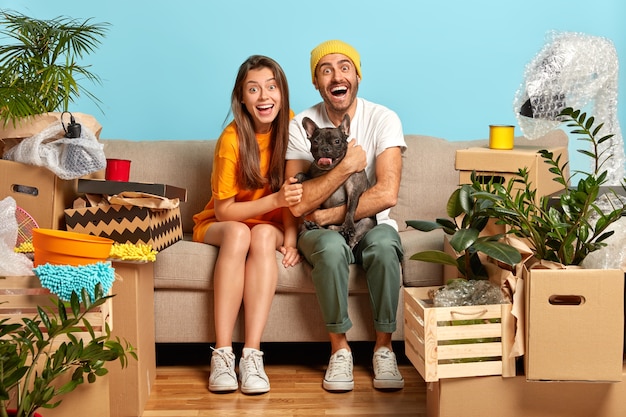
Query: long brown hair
229 55 290 191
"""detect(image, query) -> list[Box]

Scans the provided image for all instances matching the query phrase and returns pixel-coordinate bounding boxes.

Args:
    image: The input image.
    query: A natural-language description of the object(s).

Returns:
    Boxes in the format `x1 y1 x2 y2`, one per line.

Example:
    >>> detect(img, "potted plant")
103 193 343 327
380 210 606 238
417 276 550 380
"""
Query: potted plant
406 182 522 282
0 10 109 126
474 107 626 382
404 183 521 381
0 284 136 417
476 107 626 265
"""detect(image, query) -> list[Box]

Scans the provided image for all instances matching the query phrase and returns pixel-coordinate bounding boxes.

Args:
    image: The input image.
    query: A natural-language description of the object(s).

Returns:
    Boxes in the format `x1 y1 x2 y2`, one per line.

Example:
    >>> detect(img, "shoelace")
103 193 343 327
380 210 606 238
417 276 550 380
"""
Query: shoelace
210 347 235 377
241 351 265 381
327 351 352 379
374 350 399 376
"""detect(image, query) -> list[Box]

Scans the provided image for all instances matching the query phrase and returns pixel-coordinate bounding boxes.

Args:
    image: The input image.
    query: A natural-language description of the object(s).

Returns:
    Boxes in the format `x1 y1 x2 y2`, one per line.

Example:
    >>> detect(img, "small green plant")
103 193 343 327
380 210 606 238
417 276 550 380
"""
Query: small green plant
407 182 521 281
0 284 136 417
0 10 110 126
476 107 626 265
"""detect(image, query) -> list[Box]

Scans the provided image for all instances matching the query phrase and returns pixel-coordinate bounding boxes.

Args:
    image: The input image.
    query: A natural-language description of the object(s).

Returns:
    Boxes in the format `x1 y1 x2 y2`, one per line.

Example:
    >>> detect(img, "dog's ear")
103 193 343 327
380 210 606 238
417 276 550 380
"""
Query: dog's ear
302 117 318 139
340 114 350 137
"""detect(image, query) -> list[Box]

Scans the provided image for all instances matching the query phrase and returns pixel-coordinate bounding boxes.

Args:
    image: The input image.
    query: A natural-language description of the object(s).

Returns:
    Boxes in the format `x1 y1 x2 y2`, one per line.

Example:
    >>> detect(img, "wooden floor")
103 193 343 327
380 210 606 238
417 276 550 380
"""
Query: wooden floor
142 342 427 417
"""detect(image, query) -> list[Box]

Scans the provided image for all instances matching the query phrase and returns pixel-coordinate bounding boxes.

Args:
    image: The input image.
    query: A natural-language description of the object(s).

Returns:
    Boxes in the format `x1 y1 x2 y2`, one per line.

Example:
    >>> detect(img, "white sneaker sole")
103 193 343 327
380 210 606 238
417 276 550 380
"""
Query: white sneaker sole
373 378 404 390
323 379 354 392
208 381 238 392
241 384 270 395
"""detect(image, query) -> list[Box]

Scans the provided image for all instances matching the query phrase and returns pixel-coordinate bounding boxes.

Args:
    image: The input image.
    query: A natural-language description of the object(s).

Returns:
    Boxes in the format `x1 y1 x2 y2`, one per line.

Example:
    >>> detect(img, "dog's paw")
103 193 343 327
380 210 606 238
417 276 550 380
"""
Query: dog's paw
294 172 309 184
341 226 356 242
304 220 320 230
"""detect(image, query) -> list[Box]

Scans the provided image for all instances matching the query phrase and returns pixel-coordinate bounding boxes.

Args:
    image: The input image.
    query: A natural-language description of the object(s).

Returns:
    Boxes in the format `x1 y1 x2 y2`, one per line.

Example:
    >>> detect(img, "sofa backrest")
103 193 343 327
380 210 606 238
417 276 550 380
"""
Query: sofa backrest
391 129 568 231
102 129 568 235
102 139 216 234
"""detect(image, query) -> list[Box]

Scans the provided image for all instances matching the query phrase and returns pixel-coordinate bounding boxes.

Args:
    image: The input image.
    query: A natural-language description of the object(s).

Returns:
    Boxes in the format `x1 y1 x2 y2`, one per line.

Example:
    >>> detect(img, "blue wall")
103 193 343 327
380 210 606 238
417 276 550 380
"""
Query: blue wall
6 0 626 174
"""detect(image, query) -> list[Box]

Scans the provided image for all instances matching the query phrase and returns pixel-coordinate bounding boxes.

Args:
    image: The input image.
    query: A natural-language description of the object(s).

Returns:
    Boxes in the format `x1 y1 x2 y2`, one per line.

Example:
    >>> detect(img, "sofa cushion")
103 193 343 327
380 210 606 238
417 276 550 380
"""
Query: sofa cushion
152 236 374 295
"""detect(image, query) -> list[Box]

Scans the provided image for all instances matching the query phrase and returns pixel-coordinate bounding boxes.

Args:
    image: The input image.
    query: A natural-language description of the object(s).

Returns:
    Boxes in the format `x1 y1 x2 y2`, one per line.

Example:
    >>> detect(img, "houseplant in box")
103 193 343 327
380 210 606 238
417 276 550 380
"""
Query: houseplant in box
0 283 136 417
403 184 521 381
476 107 626 382
0 10 109 126
477 107 626 266
407 182 521 282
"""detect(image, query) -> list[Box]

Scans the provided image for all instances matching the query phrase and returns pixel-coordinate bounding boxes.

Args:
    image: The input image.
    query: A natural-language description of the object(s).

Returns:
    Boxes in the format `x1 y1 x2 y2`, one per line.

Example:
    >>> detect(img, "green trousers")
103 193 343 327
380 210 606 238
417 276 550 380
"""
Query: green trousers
297 224 404 334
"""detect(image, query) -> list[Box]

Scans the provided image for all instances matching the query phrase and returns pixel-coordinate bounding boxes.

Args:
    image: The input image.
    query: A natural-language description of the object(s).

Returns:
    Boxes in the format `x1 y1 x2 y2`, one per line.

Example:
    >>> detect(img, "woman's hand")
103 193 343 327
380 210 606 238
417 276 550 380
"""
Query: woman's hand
277 177 303 207
280 245 301 267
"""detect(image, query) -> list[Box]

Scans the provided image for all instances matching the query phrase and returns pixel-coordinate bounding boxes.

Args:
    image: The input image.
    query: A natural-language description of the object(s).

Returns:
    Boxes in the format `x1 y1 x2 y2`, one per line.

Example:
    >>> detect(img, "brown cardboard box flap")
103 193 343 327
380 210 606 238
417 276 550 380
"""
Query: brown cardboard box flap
0 112 102 140
108 192 179 209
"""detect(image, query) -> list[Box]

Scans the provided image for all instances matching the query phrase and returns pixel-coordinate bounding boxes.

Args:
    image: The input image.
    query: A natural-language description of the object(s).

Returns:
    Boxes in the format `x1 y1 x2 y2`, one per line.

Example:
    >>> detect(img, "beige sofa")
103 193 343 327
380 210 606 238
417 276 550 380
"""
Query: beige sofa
101 130 567 344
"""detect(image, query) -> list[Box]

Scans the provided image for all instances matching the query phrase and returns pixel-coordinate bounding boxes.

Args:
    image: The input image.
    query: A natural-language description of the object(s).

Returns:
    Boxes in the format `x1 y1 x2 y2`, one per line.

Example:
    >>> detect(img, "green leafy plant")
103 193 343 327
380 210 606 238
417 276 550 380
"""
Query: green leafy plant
0 10 110 126
476 107 626 265
406 182 522 281
0 284 136 417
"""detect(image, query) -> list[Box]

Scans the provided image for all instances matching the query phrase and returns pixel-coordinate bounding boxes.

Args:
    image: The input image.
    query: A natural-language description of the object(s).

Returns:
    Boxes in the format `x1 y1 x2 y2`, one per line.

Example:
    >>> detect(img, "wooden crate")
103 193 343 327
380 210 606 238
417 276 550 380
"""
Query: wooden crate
404 286 516 382
0 275 112 344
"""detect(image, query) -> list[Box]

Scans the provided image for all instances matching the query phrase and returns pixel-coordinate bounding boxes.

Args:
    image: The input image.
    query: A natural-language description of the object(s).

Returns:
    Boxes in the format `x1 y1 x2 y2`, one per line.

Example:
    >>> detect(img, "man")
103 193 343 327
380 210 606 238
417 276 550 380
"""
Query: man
286 39 407 392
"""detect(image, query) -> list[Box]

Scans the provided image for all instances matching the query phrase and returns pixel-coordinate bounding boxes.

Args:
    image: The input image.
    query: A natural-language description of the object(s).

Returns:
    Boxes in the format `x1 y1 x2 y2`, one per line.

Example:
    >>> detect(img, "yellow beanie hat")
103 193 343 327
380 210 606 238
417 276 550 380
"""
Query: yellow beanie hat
310 40 362 83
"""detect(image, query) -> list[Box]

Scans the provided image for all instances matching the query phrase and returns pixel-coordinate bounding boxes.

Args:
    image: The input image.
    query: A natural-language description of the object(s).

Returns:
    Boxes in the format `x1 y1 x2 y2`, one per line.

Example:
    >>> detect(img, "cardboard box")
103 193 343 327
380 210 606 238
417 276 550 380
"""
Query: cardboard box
64 204 183 251
428 363 626 417
108 261 156 417
0 159 77 229
0 275 111 417
0 275 112 344
78 178 187 201
456 145 568 204
523 264 624 382
404 286 516 382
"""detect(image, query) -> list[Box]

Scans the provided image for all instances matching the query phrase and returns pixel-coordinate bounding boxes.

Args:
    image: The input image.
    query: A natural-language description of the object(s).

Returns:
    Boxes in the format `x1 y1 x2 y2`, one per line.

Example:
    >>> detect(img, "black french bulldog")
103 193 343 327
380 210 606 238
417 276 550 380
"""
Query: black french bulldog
295 114 376 248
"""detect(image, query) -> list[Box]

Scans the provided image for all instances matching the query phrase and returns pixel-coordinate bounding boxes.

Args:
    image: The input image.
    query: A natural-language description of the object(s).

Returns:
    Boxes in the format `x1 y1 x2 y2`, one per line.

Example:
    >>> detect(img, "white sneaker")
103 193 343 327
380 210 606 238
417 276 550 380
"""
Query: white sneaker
239 348 270 395
208 347 238 392
372 347 404 390
323 348 354 392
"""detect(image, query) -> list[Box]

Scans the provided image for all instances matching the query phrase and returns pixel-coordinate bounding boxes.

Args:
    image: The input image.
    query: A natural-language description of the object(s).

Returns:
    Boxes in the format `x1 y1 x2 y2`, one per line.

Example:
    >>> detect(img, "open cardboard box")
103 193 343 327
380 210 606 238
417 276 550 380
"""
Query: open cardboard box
456 145 568 204
0 159 77 229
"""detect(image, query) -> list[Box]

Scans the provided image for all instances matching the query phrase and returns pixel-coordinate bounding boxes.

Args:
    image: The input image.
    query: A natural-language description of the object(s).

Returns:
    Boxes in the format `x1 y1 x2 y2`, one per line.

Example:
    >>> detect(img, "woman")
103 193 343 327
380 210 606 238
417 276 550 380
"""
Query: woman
192 55 302 395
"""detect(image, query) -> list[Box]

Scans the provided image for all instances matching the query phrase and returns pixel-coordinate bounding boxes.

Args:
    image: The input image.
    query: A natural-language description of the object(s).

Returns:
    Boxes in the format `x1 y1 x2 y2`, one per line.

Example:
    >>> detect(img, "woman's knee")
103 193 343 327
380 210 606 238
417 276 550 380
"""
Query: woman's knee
214 221 252 253
249 224 281 252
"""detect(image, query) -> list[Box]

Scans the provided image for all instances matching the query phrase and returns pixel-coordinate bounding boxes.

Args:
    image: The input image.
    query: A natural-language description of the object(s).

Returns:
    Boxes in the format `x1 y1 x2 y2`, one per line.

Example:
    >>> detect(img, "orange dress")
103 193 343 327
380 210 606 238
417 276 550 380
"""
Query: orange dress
192 121 283 242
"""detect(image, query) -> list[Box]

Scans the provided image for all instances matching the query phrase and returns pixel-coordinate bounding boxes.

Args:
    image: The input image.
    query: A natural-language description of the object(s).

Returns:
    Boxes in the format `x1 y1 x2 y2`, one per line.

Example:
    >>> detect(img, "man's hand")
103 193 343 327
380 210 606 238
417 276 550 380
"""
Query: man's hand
341 139 367 175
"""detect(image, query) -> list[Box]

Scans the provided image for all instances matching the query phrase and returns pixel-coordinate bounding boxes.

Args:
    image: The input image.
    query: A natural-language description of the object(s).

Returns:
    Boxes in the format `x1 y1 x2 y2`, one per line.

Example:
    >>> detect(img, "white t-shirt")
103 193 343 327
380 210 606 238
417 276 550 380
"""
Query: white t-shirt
287 98 407 230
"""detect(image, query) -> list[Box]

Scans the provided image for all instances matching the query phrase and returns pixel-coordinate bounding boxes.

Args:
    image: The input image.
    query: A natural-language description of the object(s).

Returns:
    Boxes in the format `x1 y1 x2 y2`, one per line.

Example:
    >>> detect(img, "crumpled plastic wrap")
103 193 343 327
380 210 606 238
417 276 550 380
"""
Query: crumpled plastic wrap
581 191 626 270
0 197 34 276
513 31 624 186
3 120 105 180
433 279 506 307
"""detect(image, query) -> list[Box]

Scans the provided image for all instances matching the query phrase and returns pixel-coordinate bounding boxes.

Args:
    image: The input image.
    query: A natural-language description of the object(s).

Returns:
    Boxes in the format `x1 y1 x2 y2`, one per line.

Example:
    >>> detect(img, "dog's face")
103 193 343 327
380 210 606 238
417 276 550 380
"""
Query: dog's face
302 114 350 172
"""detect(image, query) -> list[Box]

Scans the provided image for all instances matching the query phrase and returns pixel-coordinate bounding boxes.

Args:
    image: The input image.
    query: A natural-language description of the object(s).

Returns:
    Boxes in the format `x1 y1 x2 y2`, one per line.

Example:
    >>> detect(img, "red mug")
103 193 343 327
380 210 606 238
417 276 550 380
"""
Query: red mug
105 159 131 182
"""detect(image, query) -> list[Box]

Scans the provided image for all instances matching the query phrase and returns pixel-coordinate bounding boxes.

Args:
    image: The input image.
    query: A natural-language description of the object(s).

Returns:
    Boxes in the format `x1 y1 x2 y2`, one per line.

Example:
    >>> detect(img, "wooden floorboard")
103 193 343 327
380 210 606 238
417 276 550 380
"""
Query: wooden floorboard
142 342 427 417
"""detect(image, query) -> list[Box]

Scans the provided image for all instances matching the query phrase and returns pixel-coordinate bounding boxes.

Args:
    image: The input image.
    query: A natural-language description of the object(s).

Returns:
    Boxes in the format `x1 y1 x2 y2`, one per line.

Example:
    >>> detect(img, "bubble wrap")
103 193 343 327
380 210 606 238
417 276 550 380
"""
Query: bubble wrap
0 197 34 275
433 279 506 307
3 119 105 180
514 31 625 185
